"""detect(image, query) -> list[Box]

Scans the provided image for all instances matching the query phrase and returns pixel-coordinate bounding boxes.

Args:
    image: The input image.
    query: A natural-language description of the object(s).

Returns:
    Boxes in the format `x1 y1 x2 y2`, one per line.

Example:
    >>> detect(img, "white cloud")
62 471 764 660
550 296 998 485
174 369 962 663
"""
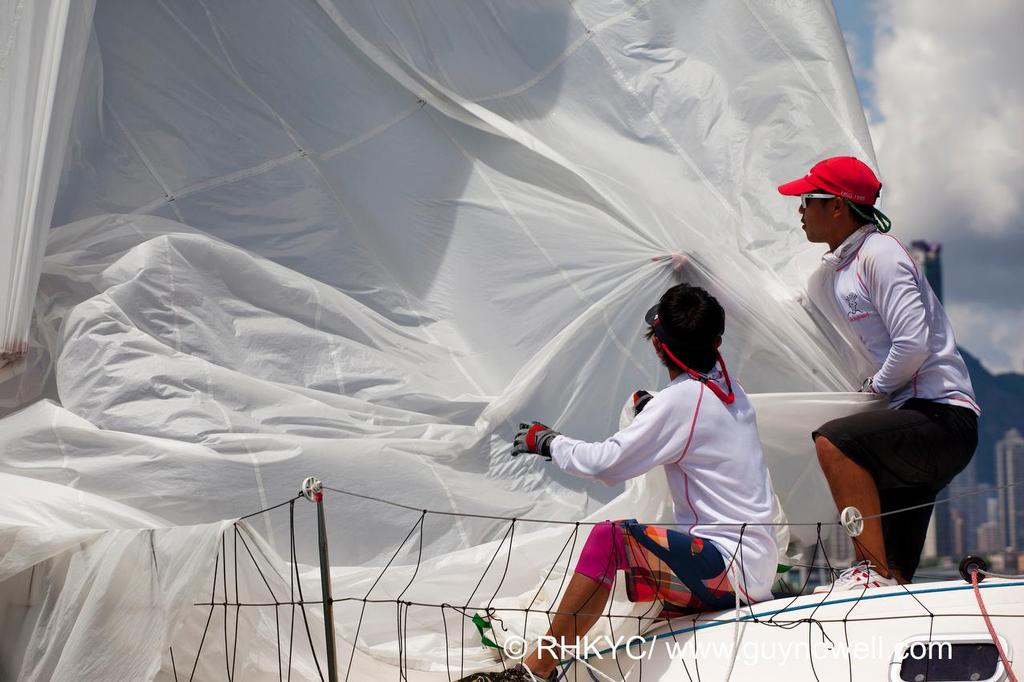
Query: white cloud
864 0 1024 375
870 0 1024 238
947 301 1024 374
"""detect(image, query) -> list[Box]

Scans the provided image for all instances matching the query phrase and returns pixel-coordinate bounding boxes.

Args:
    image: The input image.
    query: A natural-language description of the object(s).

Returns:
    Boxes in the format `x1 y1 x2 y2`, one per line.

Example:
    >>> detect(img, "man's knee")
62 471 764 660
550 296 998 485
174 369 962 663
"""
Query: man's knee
814 435 860 484
814 434 844 466
814 435 876 487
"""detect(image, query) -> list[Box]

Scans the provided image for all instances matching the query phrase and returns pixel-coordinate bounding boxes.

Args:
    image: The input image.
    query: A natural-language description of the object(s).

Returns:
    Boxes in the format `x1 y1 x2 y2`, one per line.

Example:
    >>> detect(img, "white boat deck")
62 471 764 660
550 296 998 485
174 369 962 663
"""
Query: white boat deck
574 578 1024 681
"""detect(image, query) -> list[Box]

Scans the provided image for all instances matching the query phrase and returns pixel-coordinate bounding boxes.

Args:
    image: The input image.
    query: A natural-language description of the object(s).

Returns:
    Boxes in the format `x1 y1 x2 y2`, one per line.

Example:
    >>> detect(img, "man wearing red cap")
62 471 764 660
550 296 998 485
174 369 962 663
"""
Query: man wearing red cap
778 156 979 591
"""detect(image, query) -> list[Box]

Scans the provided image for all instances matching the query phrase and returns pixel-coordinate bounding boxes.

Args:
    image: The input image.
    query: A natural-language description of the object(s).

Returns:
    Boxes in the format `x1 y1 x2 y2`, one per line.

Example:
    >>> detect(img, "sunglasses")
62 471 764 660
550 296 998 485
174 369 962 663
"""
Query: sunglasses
800 192 836 209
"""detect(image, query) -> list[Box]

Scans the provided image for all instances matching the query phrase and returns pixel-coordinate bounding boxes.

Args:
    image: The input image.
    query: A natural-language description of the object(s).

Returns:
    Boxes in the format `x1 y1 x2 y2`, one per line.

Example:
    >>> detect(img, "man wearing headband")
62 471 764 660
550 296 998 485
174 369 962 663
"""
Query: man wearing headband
458 284 777 681
778 156 978 592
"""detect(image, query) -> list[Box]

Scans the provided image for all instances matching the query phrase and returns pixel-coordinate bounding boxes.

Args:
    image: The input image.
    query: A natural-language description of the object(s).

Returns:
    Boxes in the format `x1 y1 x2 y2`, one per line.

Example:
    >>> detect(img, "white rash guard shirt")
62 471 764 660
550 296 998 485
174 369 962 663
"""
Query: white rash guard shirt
826 225 979 414
548 372 778 604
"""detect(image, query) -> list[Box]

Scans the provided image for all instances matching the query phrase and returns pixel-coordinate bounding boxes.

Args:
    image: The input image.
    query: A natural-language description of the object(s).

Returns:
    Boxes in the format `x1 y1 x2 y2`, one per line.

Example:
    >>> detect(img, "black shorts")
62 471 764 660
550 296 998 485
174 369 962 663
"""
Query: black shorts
813 398 978 492
812 398 978 579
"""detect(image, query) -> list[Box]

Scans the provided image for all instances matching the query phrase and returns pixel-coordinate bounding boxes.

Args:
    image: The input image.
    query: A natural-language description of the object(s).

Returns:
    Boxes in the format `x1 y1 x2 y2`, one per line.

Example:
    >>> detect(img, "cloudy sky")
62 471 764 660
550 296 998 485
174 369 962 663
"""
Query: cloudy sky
834 0 1024 374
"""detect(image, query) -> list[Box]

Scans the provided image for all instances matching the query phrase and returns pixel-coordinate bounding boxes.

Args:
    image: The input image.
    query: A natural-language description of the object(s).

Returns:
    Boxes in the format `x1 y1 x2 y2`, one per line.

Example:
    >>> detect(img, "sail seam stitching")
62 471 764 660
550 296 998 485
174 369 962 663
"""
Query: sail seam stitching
567 2 741 222
105 102 187 224
474 0 653 103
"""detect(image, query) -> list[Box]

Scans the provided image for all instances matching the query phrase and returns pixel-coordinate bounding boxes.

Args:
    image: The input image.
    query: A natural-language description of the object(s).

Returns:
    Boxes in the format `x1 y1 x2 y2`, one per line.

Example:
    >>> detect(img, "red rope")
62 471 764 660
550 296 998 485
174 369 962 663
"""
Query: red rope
971 570 1017 682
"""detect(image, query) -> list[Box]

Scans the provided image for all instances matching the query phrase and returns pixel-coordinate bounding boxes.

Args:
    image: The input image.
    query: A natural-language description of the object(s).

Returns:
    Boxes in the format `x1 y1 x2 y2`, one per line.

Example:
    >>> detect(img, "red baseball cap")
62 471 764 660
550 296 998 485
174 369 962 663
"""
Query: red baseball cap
777 156 882 205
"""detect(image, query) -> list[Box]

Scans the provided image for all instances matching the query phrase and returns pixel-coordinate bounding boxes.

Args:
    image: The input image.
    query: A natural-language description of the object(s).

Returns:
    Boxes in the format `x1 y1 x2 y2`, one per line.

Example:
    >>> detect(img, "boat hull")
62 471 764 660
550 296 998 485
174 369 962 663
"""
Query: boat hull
577 579 1023 681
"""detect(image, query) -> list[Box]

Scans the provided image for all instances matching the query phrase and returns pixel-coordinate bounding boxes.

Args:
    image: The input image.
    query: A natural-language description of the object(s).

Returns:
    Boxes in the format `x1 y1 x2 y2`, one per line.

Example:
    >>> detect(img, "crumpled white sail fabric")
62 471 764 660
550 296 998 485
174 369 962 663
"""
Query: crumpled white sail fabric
0 0 884 679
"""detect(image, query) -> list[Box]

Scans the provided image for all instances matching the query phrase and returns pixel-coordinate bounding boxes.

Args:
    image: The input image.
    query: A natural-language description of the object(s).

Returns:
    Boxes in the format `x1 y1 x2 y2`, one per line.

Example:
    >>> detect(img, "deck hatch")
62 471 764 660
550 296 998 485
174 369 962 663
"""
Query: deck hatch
892 634 1008 682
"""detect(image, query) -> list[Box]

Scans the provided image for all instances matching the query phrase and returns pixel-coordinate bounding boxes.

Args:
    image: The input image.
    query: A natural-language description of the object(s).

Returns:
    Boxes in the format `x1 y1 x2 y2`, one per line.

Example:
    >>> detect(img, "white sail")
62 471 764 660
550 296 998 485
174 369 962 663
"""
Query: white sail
0 1 898 679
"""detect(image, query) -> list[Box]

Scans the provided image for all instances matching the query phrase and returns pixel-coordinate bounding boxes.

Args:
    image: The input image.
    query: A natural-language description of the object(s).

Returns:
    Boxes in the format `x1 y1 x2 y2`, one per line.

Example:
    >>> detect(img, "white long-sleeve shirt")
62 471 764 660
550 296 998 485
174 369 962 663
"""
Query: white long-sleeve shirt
549 373 778 603
825 226 979 414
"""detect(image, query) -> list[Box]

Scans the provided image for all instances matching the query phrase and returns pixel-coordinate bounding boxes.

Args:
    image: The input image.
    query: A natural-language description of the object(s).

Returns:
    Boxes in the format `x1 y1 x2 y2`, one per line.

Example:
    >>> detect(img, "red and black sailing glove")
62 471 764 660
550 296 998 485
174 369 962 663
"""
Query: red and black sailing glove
511 421 561 461
859 377 880 394
632 390 653 417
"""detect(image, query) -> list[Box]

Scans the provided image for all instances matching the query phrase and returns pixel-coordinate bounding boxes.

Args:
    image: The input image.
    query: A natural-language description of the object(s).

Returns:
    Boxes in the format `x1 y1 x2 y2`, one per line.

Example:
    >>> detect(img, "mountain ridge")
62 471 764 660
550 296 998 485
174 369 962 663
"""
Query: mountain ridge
960 348 1024 483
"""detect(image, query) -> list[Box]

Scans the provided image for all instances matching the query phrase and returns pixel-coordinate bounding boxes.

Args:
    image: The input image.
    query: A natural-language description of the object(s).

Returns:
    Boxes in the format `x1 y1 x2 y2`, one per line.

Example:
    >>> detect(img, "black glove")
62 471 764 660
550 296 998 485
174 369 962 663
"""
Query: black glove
512 422 561 460
632 390 653 417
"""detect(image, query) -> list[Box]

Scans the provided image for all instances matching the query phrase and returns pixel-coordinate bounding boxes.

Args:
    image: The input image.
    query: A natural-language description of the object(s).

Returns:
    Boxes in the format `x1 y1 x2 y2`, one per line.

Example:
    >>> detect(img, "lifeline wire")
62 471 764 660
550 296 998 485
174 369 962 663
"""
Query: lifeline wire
174 480 1022 681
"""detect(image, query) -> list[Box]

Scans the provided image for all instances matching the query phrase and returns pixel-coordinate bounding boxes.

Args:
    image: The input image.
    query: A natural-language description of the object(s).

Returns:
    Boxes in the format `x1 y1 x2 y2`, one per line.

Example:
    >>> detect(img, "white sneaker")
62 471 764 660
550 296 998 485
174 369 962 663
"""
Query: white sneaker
813 561 898 593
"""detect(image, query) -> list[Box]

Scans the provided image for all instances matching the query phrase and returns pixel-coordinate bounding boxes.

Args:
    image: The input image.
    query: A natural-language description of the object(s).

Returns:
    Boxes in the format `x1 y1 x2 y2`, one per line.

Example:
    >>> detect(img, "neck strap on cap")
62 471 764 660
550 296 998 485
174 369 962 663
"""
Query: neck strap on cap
650 333 735 405
846 200 892 233
647 306 735 404
656 341 735 404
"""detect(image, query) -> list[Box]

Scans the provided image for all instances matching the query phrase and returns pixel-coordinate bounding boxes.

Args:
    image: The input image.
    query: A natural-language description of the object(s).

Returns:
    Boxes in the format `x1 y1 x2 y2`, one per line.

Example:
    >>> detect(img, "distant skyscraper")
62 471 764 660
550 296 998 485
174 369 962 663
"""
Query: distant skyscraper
909 240 956 557
948 460 973 549
996 428 1024 549
909 240 943 302
978 521 1001 555
935 487 955 557
977 497 1002 554
922 514 938 560
948 461 989 554
951 509 966 557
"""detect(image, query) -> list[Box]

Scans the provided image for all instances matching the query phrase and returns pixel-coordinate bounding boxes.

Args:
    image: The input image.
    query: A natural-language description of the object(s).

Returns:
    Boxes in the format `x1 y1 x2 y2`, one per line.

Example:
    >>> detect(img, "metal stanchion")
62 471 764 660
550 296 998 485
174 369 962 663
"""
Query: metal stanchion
302 476 339 682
